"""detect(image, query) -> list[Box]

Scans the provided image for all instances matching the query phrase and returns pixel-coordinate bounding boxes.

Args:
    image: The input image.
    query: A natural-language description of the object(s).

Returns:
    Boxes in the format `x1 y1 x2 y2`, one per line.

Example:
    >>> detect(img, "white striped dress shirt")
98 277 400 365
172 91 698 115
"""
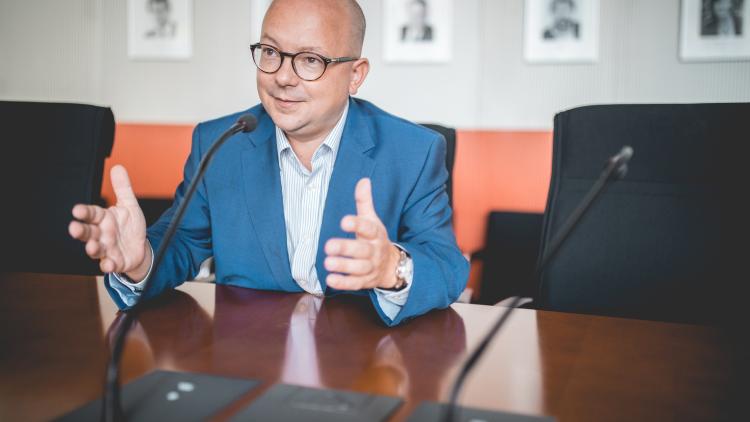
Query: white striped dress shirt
275 109 343 296
276 102 410 319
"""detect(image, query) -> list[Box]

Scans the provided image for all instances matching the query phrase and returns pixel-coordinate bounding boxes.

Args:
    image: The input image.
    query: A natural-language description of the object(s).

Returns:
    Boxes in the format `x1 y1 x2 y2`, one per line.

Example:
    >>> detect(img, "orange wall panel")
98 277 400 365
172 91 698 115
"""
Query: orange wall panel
452 130 553 254
101 124 194 205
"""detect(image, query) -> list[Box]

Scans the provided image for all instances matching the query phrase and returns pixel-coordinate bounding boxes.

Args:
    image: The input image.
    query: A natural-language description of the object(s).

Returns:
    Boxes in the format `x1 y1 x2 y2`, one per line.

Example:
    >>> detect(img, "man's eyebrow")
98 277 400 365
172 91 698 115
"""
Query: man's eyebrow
297 46 330 55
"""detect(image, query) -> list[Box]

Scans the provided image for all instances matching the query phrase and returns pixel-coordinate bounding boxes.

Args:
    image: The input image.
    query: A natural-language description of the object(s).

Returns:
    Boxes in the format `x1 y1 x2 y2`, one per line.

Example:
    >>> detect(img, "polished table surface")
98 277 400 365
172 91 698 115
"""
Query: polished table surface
0 272 743 421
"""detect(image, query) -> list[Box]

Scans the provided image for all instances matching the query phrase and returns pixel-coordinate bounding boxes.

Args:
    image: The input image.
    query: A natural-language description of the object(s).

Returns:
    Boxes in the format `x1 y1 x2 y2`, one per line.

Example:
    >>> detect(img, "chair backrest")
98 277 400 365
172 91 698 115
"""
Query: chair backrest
1 101 115 275
477 211 544 305
419 123 456 208
538 103 746 324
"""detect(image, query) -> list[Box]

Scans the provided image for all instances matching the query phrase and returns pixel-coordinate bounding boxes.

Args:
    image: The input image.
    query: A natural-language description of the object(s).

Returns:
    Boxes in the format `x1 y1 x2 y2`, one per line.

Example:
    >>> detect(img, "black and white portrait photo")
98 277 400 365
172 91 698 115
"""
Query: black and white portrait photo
144 0 177 38
127 0 192 60
542 0 581 40
383 0 452 62
401 0 433 42
681 0 750 61
700 0 744 37
524 0 599 63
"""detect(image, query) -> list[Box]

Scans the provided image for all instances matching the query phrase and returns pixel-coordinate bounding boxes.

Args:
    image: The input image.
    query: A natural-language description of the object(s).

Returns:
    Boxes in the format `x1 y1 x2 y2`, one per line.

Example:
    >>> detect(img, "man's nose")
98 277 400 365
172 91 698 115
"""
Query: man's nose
274 56 299 86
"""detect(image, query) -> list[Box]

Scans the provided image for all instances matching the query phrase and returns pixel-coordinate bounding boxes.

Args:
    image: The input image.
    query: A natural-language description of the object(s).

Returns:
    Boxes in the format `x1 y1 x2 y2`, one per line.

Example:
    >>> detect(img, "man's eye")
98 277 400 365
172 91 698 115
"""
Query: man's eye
263 47 278 56
305 56 322 65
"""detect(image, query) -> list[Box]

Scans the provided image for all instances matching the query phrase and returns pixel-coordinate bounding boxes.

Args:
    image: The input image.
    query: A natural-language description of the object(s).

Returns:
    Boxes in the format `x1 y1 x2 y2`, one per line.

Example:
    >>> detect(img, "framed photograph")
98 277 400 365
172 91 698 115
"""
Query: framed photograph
383 0 453 63
524 0 599 63
127 0 193 60
680 0 750 61
251 0 272 42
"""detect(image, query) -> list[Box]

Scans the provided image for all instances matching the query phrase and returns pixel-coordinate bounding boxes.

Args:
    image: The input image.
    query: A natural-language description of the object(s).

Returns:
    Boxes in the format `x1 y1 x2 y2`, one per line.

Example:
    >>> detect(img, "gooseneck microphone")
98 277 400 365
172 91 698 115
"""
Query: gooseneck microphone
101 114 257 422
441 145 634 422
539 145 633 268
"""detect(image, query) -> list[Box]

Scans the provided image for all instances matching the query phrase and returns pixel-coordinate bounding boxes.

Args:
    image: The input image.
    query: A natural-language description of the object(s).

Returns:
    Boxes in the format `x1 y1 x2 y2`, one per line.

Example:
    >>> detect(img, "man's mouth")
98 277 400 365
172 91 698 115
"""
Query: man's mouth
273 96 303 104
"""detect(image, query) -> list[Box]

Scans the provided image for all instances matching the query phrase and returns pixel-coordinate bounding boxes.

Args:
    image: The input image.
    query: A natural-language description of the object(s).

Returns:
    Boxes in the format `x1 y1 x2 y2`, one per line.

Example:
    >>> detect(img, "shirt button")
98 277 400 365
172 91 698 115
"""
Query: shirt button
307 184 316 191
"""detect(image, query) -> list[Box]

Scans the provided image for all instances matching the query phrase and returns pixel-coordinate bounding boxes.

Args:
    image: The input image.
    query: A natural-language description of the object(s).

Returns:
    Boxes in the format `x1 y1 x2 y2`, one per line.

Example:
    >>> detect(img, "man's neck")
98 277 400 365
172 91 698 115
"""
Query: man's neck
283 101 349 171
287 135 325 171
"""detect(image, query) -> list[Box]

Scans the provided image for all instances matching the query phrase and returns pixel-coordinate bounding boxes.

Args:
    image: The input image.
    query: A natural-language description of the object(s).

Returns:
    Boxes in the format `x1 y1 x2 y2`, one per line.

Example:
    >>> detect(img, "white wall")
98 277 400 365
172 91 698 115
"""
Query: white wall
476 0 750 129
357 0 484 128
99 0 259 124
0 0 103 105
1 0 749 129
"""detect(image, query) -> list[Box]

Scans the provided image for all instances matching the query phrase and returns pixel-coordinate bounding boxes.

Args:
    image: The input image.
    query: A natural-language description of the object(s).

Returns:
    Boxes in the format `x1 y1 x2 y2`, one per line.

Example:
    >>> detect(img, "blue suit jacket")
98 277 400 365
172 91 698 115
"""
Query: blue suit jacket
106 98 469 326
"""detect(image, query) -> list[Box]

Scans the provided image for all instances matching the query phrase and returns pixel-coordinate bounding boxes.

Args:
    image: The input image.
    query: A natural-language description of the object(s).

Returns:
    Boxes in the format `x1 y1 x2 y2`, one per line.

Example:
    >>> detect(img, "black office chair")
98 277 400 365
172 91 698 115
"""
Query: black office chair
1 101 115 275
476 211 544 305
538 103 746 324
419 123 456 208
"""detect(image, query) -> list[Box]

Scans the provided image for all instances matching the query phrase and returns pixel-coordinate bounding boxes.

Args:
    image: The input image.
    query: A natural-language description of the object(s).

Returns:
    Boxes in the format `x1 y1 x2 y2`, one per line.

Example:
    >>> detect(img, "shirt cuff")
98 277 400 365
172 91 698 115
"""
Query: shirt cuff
108 242 154 305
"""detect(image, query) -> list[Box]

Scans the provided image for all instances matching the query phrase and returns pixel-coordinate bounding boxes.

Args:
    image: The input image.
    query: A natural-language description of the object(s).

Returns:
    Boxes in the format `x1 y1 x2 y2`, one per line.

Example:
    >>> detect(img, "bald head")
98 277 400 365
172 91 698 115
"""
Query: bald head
345 0 366 55
265 0 366 56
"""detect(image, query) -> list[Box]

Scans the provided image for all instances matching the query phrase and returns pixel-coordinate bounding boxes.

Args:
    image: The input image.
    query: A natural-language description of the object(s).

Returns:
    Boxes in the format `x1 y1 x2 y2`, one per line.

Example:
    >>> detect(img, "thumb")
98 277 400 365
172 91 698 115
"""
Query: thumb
354 178 377 218
110 165 138 207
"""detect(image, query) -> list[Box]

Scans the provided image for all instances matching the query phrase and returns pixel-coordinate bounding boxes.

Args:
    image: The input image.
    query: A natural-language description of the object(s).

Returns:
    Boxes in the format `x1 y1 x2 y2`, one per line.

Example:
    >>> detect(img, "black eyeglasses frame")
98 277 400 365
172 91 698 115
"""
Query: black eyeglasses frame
250 43 359 81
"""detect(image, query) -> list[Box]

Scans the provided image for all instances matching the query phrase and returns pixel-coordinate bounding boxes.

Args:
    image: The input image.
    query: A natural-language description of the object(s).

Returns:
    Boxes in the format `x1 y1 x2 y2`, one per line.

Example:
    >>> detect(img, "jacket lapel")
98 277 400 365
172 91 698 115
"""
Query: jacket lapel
240 112 296 291
316 99 376 293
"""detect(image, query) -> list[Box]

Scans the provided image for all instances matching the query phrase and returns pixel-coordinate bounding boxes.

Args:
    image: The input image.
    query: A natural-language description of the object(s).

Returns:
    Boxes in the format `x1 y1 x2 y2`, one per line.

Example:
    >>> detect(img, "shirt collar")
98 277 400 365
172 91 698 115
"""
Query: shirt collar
275 99 349 163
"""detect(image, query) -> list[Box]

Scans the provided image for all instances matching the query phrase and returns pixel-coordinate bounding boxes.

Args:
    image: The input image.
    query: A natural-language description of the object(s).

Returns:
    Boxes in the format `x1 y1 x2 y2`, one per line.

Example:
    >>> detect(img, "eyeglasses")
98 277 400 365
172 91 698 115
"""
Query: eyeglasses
250 43 358 81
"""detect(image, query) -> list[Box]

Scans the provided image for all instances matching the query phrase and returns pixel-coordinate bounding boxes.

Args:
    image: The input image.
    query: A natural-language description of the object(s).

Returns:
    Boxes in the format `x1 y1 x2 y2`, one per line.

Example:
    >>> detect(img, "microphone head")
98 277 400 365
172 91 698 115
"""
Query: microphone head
619 145 634 163
613 146 633 180
236 114 258 133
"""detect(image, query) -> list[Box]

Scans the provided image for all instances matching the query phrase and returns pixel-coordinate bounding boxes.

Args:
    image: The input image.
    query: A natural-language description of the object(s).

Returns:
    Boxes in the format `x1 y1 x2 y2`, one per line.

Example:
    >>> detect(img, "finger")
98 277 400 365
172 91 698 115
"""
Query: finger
100 258 116 273
69 221 101 242
354 178 377 218
69 220 86 240
326 273 369 291
105 245 126 273
324 256 374 276
325 238 374 259
110 165 139 207
340 215 379 240
72 204 106 224
85 239 105 259
101 253 127 273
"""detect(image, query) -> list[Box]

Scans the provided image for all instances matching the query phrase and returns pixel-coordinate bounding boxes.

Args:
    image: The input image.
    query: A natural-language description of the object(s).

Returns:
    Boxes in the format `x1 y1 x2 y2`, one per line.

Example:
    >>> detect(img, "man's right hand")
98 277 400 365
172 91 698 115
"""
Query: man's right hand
69 165 151 281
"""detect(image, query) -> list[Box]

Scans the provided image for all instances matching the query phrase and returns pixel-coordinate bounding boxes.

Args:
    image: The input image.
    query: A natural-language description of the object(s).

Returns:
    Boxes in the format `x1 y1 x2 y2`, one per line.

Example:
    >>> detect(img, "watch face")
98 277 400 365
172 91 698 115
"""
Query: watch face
395 251 413 288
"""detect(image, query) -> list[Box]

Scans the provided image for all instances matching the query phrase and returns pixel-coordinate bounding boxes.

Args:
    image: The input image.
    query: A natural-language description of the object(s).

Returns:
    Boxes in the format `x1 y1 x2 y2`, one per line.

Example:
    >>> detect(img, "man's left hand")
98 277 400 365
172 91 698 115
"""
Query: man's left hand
324 178 401 290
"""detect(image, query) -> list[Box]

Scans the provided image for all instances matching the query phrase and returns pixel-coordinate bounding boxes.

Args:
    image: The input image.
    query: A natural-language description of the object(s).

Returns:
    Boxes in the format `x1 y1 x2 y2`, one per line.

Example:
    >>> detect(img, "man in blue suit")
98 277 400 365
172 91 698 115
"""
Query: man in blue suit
68 0 468 326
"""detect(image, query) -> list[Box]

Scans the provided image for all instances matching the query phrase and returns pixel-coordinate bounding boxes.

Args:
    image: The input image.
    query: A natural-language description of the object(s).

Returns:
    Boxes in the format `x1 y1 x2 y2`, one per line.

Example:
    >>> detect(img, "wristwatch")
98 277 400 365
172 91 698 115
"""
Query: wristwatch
387 247 413 291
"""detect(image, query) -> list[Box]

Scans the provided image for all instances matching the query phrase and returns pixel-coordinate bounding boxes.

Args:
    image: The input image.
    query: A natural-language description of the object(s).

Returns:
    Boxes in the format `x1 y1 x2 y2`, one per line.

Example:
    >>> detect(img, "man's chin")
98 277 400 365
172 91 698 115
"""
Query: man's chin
269 113 307 136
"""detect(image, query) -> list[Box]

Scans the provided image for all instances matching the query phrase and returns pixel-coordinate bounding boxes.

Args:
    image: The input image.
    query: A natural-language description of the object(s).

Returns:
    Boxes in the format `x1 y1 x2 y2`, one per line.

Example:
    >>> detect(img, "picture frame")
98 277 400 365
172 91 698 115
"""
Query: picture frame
523 0 599 64
680 0 750 62
383 0 453 63
127 0 193 60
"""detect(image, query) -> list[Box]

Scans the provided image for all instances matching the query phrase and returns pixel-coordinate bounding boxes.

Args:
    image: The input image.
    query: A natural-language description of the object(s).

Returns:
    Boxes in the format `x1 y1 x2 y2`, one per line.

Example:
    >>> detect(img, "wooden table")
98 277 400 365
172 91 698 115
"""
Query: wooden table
0 273 743 421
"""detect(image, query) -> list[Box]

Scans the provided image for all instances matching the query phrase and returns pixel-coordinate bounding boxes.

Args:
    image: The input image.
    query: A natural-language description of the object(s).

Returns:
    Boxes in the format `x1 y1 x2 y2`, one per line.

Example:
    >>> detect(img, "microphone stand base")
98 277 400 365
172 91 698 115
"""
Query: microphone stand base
407 401 555 422
54 370 258 422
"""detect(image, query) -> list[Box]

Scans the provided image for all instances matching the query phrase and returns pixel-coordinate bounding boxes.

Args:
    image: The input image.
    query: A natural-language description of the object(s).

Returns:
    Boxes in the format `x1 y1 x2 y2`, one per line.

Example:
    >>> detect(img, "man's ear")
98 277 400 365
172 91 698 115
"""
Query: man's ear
348 58 370 95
